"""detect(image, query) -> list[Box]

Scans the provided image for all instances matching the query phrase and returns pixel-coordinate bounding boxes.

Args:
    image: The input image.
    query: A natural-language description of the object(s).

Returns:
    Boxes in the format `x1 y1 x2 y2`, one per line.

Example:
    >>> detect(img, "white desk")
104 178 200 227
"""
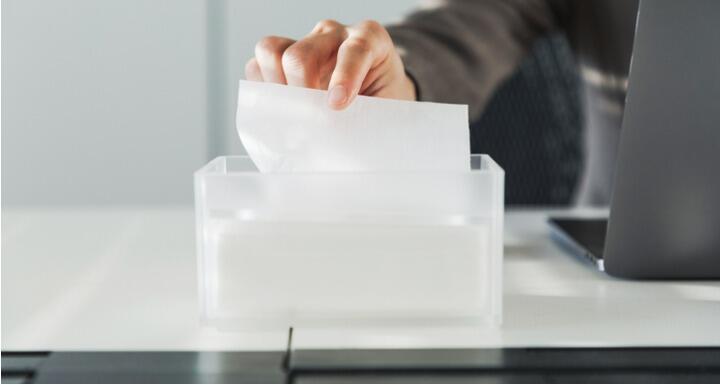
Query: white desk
2 207 719 351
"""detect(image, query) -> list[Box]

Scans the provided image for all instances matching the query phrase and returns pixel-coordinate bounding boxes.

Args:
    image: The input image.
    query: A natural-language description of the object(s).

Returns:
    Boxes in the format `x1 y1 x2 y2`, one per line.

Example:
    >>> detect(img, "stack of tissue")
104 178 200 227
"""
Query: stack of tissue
198 81 498 328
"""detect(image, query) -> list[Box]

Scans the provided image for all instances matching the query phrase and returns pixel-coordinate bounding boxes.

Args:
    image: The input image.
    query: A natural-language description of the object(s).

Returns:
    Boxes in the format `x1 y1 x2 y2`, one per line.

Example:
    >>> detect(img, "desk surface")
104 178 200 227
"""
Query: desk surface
2 207 719 351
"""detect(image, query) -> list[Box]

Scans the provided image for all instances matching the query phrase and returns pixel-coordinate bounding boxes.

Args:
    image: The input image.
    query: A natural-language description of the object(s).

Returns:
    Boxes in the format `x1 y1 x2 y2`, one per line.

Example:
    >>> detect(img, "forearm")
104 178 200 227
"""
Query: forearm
387 0 565 121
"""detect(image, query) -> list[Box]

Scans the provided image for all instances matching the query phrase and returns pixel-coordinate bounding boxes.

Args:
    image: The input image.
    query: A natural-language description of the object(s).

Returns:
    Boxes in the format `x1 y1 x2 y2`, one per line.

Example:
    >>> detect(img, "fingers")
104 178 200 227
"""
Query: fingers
281 30 344 88
244 58 263 81
250 20 398 110
251 20 345 88
254 36 295 84
327 20 391 110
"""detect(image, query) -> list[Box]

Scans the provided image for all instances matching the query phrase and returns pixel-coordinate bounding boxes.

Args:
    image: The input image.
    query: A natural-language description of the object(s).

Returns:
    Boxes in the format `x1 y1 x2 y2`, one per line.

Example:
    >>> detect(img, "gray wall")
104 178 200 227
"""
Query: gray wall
2 0 419 206
2 0 207 205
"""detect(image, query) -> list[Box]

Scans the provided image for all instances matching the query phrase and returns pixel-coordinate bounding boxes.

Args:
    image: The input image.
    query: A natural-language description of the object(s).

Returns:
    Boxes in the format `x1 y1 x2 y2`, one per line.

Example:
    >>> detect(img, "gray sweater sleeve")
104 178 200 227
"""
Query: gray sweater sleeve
386 0 566 121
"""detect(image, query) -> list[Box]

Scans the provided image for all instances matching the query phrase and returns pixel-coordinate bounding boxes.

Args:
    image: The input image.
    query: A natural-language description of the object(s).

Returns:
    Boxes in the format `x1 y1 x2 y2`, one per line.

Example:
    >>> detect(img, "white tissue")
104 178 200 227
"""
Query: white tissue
236 80 470 172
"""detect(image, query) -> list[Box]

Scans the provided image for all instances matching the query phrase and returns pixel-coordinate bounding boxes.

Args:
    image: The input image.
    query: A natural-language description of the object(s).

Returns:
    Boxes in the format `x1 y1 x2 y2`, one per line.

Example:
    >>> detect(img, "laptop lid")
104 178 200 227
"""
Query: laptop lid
604 0 720 278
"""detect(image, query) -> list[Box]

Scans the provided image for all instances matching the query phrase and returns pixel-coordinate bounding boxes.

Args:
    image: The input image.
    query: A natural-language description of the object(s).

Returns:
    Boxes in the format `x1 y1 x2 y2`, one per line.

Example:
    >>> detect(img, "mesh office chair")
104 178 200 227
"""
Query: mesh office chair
470 35 583 206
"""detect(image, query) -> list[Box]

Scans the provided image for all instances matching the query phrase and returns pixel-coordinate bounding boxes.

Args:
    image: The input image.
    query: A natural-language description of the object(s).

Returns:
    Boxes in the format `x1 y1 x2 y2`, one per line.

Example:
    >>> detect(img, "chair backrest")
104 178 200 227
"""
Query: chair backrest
470 34 583 206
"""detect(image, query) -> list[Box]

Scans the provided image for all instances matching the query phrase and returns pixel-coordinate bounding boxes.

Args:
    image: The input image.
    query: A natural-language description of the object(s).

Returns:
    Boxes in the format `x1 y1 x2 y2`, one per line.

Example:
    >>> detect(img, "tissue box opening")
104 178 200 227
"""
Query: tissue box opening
195 155 503 330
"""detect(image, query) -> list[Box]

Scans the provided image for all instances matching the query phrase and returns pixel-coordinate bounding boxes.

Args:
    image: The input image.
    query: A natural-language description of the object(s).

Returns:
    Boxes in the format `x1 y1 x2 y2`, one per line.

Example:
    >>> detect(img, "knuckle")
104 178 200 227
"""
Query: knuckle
255 36 287 57
357 19 385 36
281 45 312 72
342 37 373 55
314 18 342 32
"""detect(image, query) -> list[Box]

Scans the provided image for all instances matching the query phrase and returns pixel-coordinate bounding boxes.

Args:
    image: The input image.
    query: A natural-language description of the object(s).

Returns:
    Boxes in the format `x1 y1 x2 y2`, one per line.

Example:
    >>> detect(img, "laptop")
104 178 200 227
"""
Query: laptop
549 0 720 279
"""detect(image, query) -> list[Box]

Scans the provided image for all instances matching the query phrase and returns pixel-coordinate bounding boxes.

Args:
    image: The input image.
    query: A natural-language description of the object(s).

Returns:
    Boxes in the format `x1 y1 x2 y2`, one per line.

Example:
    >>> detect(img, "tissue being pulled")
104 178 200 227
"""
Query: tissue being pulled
236 80 470 172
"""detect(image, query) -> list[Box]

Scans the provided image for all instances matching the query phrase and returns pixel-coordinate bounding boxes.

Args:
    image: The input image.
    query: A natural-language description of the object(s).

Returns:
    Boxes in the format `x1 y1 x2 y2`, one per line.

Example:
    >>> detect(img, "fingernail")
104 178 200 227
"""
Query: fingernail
328 85 348 108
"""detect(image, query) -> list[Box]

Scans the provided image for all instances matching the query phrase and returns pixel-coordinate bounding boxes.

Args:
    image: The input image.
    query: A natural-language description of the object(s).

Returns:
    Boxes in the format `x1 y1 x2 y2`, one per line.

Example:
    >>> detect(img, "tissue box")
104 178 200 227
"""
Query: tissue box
194 155 504 329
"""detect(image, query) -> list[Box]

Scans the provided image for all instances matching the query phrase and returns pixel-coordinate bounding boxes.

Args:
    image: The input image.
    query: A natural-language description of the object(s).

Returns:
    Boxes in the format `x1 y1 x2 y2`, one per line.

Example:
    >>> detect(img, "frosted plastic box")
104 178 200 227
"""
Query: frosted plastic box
194 155 504 329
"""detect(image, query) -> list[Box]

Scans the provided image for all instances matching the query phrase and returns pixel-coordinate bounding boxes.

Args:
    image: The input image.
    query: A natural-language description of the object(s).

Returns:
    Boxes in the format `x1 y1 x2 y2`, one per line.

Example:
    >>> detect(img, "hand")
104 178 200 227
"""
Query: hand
246 19 416 110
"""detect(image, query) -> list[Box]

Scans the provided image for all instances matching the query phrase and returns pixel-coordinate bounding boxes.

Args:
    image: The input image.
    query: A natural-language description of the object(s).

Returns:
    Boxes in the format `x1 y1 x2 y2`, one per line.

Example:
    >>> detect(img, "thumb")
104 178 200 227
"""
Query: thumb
327 38 376 110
